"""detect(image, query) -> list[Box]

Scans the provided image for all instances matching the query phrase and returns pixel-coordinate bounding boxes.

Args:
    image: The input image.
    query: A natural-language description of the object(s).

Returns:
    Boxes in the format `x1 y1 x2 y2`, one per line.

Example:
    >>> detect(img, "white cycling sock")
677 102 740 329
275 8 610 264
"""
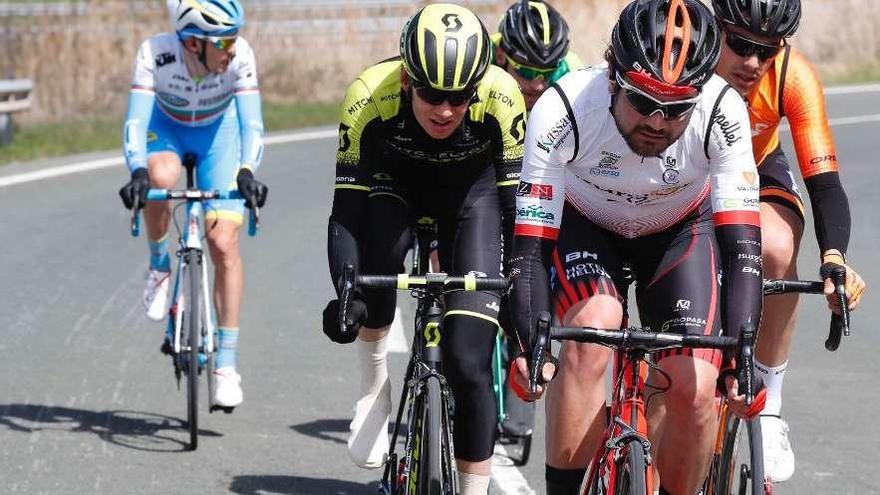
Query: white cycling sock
357 335 389 396
459 472 491 495
348 335 391 469
756 359 787 417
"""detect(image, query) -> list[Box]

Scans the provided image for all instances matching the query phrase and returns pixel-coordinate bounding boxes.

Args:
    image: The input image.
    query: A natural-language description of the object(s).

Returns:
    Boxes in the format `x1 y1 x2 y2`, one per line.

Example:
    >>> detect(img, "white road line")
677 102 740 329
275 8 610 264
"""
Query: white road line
825 83 880 95
490 444 536 495
779 113 880 131
0 127 337 188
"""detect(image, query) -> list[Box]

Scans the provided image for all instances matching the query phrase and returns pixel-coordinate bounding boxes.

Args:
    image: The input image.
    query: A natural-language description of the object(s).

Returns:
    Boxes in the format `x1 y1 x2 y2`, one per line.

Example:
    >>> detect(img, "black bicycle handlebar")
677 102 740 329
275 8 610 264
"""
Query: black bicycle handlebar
763 274 850 351
337 263 509 341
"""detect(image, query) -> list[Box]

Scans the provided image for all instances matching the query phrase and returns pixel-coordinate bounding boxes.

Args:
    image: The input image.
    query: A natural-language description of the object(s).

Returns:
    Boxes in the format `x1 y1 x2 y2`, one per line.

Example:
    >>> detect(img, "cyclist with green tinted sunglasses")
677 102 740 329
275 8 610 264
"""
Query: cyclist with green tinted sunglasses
492 0 584 110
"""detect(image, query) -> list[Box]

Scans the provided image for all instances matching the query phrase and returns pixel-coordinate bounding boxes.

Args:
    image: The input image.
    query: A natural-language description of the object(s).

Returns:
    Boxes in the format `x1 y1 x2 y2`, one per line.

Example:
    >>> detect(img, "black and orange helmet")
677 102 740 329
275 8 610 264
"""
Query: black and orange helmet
712 0 801 38
611 0 720 95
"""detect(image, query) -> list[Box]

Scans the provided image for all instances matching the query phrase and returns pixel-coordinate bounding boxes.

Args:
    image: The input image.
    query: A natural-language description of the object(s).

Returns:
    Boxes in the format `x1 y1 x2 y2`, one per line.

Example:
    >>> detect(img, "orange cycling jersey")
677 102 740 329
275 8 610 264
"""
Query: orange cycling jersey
748 46 838 179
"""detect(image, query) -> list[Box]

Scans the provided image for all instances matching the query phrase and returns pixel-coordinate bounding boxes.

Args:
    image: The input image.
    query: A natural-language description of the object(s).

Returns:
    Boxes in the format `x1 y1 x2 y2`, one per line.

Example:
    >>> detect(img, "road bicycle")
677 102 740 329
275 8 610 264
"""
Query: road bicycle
128 153 258 451
338 223 508 495
704 269 851 495
528 310 740 495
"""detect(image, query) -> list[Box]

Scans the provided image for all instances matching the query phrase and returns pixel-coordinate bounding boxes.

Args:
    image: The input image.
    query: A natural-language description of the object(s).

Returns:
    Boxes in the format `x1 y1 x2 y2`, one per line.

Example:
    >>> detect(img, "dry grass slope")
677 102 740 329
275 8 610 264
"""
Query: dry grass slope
1 0 878 125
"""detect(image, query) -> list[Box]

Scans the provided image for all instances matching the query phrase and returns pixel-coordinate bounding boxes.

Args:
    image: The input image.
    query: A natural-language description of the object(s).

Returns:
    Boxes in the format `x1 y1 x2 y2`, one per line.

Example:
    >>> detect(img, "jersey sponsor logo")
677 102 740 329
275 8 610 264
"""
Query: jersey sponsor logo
198 90 233 107
347 96 374 116
338 123 351 152
591 151 621 176
380 92 400 103
155 52 176 67
516 204 556 224
536 115 572 153
738 253 763 263
742 266 761 277
809 154 837 165
486 301 500 313
336 175 357 183
712 112 744 148
662 168 680 185
510 113 526 145
675 299 691 311
579 177 650 205
157 92 189 107
565 262 610 281
442 13 463 33
661 316 707 332
372 172 394 181
488 90 516 109
516 181 553 200
387 140 489 163
564 251 598 263
742 171 758 185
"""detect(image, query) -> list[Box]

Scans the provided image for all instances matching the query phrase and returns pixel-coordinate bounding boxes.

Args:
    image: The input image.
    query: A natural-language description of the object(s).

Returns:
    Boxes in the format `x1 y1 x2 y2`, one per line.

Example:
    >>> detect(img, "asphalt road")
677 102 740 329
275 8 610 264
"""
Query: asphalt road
1 89 878 494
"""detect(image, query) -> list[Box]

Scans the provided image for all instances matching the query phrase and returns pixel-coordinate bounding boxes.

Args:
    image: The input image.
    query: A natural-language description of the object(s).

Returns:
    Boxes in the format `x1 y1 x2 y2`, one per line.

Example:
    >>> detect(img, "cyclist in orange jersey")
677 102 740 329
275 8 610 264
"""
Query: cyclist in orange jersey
713 0 866 483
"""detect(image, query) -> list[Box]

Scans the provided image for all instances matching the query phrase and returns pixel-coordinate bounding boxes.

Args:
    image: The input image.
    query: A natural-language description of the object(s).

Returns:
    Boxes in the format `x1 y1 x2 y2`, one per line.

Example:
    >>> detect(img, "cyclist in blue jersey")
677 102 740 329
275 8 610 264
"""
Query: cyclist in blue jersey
118 0 267 409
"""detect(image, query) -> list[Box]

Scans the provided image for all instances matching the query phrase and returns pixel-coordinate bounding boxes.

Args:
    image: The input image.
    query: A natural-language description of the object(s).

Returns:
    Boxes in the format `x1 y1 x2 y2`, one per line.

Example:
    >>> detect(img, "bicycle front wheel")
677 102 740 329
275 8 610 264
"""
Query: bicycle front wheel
614 439 648 495
416 376 455 495
715 413 767 495
185 249 202 451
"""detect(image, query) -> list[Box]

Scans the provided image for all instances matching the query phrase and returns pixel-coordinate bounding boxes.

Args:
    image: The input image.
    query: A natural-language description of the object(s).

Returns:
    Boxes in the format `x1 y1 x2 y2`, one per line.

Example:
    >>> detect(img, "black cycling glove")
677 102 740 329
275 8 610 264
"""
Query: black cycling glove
321 298 368 344
236 168 268 208
119 168 150 210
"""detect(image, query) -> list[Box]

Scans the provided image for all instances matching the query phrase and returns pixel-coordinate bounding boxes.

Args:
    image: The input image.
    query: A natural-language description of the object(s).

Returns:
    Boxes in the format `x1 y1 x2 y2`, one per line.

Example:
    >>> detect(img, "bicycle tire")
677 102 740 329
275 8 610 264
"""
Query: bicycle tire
417 376 449 494
614 438 648 495
185 250 201 451
714 413 768 495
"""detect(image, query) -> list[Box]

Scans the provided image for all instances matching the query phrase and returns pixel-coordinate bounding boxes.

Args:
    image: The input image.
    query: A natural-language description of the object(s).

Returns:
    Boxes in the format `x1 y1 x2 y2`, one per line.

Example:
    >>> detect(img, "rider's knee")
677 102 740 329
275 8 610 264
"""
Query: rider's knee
661 358 718 418
206 224 241 263
147 153 181 188
761 231 797 276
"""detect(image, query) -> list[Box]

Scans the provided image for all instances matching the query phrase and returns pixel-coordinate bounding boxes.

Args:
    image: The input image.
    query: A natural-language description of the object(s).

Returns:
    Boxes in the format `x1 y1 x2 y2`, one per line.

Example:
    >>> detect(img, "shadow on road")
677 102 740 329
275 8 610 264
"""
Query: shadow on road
289 418 350 445
0 404 221 452
230 475 380 494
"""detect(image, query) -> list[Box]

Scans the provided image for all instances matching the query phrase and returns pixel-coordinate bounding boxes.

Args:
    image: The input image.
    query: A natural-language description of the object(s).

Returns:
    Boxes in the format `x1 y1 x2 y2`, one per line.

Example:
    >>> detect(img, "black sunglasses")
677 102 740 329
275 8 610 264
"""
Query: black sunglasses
725 32 784 62
615 74 700 120
412 82 476 107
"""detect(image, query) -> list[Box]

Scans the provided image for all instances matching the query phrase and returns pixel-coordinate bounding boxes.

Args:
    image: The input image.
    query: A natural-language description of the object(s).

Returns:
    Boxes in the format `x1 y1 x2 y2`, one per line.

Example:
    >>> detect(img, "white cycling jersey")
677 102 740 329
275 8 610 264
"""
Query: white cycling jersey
515 67 759 240
130 32 259 127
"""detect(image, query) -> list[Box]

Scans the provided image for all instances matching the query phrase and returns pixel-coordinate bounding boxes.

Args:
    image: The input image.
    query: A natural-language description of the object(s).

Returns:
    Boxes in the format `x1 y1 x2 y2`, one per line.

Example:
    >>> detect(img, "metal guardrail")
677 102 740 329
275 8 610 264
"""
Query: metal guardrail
0 79 33 145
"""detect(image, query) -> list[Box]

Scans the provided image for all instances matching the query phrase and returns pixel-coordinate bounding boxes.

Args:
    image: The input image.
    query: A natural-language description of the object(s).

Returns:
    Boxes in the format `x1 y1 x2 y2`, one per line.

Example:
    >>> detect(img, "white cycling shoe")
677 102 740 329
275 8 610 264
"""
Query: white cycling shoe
213 367 243 408
143 269 171 321
761 415 795 483
348 378 391 469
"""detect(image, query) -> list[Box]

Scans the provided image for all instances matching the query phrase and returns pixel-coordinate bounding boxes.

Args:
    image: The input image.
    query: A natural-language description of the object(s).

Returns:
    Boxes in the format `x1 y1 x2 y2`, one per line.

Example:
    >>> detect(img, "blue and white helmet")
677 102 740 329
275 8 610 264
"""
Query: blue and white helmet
168 0 245 40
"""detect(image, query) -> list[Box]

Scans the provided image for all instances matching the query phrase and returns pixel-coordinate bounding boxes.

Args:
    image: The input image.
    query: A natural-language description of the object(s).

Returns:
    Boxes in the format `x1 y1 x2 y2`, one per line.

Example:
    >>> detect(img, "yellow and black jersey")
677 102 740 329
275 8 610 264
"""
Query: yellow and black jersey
334 59 526 192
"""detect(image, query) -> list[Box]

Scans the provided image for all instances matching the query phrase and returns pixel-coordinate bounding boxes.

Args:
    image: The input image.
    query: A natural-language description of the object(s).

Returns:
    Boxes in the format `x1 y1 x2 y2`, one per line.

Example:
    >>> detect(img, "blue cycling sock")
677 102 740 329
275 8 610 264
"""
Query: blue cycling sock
216 327 239 370
148 235 171 272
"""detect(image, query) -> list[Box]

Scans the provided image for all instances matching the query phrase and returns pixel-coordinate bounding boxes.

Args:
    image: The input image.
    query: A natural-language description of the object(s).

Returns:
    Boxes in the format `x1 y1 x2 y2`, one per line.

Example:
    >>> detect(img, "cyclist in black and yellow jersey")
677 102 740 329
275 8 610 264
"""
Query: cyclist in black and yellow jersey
492 0 584 110
320 4 526 493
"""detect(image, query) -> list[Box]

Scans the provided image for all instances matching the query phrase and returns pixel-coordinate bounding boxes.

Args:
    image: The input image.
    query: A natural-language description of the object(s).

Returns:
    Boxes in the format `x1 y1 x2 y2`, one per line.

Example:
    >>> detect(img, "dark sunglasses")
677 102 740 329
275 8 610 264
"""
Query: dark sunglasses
725 32 783 62
616 74 701 120
412 82 476 107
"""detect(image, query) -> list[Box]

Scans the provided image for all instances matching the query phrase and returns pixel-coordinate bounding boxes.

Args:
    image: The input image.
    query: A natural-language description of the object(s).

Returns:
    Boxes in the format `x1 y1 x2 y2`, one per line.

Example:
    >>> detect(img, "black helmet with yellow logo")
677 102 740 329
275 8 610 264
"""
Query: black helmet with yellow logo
400 3 492 91
499 1 570 69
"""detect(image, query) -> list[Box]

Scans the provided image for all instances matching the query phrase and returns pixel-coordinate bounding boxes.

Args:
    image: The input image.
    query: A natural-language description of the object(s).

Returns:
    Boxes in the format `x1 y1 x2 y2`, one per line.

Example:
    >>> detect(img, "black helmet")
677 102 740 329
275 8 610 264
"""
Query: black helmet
498 1 570 69
400 3 492 91
712 0 801 38
611 0 721 93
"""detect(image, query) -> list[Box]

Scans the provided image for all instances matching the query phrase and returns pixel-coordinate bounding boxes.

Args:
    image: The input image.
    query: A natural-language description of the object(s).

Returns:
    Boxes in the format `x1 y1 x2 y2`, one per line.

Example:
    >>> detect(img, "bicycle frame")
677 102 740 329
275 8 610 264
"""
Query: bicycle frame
583 347 654 495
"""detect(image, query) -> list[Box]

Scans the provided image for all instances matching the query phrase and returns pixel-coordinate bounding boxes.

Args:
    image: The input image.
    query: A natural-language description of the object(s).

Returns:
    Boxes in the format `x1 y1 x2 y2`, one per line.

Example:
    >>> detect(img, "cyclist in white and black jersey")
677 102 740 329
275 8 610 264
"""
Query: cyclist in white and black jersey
507 1 765 493
118 0 267 409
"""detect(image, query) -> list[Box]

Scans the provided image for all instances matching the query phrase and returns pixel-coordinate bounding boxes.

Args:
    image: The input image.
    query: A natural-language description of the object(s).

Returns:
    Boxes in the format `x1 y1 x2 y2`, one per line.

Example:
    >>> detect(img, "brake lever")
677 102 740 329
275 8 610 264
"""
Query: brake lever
824 264 850 351
528 311 552 394
339 264 356 339
737 323 757 405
